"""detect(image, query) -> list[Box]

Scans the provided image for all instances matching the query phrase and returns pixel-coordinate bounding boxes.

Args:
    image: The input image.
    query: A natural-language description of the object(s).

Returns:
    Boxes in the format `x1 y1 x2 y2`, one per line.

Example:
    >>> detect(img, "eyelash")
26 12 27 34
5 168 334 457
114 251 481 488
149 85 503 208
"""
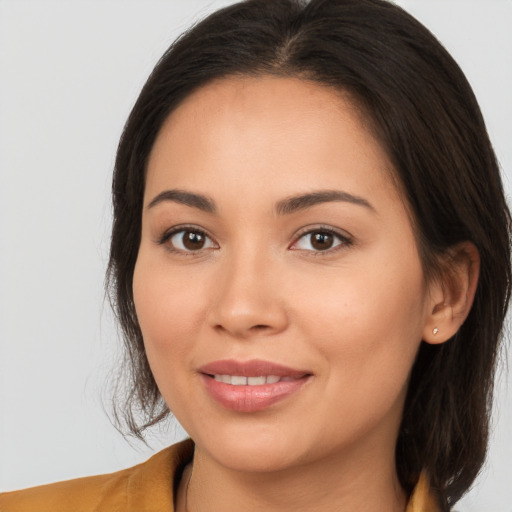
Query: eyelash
290 225 353 255
157 225 353 256
158 225 217 255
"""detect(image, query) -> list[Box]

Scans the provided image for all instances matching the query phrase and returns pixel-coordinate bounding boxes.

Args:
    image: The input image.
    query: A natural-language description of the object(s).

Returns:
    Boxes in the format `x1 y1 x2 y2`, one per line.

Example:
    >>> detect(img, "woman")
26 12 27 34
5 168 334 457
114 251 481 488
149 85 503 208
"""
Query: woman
1 0 509 510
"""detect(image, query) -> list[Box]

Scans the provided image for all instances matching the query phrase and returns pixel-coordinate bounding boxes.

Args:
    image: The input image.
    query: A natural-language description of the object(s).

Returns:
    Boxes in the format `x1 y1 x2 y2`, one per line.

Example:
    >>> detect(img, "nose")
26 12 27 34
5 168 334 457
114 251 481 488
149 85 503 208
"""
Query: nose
207 252 289 339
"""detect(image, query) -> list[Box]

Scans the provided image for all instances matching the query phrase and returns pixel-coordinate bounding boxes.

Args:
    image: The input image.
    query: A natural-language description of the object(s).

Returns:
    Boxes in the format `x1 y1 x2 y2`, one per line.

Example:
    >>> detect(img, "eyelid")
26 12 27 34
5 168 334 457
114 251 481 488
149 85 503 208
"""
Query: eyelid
157 224 219 253
289 225 353 253
156 223 352 255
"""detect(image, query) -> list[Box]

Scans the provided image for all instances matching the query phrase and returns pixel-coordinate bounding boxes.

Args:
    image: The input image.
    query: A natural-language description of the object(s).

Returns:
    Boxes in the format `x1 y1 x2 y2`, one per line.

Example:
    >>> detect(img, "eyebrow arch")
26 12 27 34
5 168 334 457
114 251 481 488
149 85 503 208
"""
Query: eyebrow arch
275 190 375 216
147 189 216 213
147 188 374 215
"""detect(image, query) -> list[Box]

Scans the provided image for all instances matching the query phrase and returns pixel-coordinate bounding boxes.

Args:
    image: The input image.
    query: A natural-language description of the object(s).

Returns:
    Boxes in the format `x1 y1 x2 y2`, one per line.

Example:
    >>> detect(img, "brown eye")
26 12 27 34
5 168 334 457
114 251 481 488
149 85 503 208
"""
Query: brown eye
292 228 348 252
183 231 205 250
311 232 334 251
167 229 216 252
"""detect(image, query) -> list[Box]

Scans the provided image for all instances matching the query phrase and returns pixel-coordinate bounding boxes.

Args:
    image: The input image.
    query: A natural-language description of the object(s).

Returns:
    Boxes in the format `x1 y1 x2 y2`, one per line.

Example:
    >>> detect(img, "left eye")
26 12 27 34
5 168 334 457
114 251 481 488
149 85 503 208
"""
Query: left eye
292 230 347 252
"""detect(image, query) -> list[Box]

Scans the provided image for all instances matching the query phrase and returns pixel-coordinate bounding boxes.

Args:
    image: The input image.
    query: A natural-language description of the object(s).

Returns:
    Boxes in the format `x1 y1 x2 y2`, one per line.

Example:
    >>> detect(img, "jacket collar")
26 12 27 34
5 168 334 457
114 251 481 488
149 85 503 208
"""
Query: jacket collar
406 472 441 512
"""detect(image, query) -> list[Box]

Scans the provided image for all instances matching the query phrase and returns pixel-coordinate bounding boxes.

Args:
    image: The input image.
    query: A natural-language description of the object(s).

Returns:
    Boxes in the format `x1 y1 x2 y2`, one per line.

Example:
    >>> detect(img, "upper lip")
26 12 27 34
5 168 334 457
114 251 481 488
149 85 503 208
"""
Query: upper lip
198 359 310 378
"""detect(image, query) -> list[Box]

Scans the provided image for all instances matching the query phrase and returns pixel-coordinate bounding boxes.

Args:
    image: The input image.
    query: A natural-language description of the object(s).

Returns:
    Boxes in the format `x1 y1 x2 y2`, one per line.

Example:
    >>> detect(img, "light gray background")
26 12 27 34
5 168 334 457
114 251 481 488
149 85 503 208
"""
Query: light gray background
0 1 511 510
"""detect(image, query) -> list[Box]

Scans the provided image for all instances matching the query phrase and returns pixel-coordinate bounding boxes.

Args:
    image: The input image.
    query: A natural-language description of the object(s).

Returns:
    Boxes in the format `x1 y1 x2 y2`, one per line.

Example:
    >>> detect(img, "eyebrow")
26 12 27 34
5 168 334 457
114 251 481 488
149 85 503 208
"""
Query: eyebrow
147 188 375 215
275 190 375 215
147 189 216 213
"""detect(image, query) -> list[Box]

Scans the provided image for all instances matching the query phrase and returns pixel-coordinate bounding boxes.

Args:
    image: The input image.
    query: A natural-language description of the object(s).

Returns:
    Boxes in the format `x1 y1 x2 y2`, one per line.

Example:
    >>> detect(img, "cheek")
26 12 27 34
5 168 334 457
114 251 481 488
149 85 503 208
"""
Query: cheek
289 264 426 445
132 252 214 426
132 253 206 366
291 253 427 392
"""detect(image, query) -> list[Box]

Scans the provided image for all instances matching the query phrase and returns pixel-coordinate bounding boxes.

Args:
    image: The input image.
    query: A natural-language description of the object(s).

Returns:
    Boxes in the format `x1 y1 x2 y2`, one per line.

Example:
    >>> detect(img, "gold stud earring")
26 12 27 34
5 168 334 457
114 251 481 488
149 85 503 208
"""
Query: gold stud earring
433 327 439 335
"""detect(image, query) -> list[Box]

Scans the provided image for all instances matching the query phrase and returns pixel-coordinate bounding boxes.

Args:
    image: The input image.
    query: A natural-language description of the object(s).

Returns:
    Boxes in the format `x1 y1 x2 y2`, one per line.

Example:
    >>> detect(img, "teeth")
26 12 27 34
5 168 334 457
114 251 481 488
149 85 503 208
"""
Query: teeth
213 375 282 385
231 376 247 386
248 376 266 385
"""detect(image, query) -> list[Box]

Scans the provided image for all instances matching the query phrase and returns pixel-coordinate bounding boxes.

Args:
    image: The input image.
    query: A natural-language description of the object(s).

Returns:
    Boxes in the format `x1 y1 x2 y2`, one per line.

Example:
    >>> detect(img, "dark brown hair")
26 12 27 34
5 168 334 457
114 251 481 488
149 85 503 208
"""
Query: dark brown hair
107 0 511 508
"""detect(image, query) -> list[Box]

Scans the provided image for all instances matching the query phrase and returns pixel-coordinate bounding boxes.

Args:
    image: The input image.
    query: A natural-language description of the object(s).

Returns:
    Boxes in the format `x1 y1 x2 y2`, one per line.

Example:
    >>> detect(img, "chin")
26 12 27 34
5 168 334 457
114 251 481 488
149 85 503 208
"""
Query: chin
211 444 301 474
192 422 311 473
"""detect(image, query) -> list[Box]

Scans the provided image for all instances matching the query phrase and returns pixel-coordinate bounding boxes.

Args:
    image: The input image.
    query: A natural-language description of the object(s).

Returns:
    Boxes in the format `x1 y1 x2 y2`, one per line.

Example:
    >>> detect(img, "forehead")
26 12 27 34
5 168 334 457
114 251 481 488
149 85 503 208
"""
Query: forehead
145 75 399 209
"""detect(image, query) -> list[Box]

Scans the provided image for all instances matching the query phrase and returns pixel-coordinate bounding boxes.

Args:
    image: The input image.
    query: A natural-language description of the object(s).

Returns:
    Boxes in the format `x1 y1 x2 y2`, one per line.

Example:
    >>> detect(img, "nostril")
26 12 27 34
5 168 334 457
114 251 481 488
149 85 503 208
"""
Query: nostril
251 324 270 331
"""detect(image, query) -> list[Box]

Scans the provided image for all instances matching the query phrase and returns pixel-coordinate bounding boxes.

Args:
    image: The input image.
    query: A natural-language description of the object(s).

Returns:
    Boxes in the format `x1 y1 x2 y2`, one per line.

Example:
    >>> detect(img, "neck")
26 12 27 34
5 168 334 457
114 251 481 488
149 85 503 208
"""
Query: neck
182 442 406 512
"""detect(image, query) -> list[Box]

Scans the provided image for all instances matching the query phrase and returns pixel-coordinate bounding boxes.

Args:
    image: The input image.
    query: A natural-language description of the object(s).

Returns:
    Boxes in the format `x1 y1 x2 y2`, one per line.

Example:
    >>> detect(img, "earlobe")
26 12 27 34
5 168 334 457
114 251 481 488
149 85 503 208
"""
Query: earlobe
423 242 480 345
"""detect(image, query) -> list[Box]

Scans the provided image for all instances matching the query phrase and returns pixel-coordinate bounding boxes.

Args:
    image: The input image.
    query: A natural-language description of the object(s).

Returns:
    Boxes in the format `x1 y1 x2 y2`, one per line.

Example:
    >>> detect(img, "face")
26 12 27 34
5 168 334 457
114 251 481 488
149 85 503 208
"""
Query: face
133 76 433 474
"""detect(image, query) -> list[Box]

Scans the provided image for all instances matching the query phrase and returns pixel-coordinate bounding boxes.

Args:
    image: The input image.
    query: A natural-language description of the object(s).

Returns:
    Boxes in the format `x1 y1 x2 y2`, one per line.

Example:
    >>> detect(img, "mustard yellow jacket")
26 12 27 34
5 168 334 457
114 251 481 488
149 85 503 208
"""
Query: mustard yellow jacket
0 439 440 512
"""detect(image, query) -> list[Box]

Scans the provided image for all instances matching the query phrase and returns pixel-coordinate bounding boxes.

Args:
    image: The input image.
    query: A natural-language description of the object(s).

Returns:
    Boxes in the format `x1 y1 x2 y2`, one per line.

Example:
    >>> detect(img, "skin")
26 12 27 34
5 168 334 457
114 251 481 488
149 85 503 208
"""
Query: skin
133 76 476 512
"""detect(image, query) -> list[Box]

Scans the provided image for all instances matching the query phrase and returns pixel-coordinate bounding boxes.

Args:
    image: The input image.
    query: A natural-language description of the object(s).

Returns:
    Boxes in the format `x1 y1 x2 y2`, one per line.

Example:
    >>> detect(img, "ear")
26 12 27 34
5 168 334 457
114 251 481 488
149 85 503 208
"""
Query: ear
423 242 480 344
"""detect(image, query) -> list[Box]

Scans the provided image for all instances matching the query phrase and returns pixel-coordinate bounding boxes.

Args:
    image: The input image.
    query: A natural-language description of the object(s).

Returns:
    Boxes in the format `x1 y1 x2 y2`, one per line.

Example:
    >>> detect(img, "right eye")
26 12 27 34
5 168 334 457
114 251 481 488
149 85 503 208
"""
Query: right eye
161 228 217 253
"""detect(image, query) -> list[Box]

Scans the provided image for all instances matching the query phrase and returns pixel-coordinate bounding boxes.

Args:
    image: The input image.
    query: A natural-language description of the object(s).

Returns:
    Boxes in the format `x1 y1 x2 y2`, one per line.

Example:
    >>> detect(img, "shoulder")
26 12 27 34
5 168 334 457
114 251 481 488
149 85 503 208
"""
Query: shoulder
0 439 194 512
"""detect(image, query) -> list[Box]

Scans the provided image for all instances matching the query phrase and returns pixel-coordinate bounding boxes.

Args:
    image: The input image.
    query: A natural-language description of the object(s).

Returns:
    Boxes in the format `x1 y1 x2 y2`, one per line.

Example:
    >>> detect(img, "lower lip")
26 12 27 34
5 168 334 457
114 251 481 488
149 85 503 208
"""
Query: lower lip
200 374 311 412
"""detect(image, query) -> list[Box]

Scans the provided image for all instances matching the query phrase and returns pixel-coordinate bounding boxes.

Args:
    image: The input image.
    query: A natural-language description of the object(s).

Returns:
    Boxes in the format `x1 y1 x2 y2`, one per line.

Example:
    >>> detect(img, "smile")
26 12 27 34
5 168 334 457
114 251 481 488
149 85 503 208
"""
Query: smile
198 359 312 412
212 375 295 385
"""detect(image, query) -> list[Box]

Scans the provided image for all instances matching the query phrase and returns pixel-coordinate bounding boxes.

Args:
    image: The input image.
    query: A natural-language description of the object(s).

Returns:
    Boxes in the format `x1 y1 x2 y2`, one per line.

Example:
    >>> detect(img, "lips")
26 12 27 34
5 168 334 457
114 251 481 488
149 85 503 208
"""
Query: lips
198 359 312 412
